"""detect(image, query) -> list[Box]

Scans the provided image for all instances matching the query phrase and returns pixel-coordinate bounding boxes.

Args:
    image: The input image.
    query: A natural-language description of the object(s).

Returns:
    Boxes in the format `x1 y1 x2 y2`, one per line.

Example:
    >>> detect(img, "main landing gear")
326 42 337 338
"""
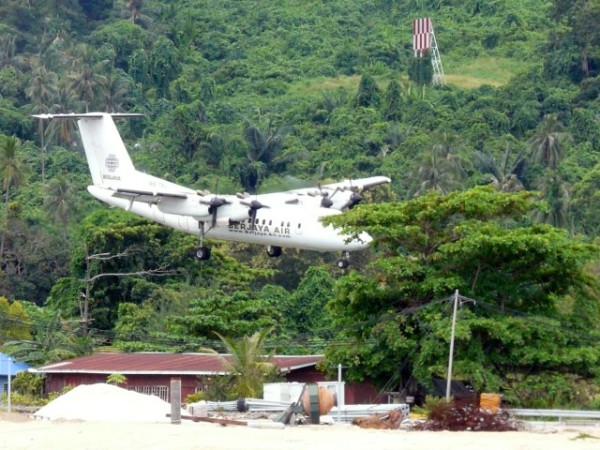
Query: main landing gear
266 245 282 258
336 251 350 269
195 221 212 261
196 245 211 261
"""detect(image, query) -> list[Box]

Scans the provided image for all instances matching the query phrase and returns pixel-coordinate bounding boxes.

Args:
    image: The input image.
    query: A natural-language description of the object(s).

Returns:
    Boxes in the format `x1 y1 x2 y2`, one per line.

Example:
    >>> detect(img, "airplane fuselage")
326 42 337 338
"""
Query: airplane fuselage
88 185 370 252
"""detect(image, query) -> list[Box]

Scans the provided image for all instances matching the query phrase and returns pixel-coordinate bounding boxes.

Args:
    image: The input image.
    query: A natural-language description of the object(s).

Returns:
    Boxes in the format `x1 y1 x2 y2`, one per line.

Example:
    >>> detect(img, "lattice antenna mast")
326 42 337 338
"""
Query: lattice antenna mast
430 23 445 86
413 17 445 86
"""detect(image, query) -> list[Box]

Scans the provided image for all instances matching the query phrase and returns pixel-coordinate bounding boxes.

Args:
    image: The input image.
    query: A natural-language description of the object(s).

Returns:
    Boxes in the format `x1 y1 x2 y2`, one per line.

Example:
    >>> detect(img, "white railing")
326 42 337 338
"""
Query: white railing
509 409 600 421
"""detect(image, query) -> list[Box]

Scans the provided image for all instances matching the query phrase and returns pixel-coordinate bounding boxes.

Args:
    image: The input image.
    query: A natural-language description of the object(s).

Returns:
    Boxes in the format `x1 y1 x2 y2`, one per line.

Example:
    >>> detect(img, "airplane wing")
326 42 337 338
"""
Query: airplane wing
318 176 391 192
256 176 391 211
287 176 391 196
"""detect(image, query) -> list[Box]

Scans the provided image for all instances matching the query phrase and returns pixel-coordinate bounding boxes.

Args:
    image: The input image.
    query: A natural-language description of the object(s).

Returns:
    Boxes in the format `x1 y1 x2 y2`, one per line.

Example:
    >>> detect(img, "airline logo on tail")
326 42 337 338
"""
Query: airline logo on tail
105 154 119 172
103 154 121 181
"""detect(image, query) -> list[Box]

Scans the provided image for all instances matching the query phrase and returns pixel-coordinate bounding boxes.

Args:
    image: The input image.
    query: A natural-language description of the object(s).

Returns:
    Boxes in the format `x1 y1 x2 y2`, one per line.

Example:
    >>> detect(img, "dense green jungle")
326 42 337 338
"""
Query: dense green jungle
0 0 599 407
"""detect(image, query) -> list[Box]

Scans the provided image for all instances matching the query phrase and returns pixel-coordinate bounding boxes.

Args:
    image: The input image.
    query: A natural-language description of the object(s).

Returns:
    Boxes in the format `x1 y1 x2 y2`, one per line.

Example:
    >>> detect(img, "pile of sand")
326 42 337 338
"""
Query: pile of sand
33 383 177 423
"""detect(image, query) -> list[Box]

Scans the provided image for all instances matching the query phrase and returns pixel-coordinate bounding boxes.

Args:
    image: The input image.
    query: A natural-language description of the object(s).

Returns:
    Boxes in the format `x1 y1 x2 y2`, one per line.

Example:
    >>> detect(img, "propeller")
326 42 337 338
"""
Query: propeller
200 196 229 227
316 184 341 209
241 199 268 223
341 192 363 210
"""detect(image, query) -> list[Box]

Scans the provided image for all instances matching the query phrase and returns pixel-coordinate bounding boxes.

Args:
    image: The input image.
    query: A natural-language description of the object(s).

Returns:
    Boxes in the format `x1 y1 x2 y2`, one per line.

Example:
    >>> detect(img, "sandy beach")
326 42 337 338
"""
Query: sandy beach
1 412 599 450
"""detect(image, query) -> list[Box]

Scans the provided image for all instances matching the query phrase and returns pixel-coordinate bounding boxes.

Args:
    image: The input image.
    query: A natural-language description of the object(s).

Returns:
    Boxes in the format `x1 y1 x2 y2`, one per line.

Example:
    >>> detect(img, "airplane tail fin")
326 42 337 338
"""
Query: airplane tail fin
33 113 142 189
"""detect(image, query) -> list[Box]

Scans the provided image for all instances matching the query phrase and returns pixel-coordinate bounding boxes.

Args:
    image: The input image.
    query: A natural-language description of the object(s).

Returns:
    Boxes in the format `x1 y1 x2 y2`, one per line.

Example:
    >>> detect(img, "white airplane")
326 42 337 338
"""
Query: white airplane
33 113 391 268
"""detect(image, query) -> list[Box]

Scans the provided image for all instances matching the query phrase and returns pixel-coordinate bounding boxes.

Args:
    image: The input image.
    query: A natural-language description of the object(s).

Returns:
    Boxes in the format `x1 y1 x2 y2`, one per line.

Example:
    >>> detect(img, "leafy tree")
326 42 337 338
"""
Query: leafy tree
322 187 600 403
0 297 31 344
79 0 115 21
408 53 433 86
571 162 600 236
383 79 402 121
288 267 335 338
167 289 280 340
92 19 147 71
149 37 180 98
355 74 381 108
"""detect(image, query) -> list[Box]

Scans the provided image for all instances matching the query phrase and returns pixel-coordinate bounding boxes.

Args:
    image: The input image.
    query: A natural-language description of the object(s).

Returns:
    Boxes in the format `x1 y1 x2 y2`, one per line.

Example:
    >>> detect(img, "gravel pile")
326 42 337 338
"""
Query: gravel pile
33 383 178 423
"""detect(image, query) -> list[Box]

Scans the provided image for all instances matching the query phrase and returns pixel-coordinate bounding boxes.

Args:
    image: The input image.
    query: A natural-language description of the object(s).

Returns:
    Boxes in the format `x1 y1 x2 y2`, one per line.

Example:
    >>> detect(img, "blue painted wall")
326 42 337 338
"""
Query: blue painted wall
0 353 30 401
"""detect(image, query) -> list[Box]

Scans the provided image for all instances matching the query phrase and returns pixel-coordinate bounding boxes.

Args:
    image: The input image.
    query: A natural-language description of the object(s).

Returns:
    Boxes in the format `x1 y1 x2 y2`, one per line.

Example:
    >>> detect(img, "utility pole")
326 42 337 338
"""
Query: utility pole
7 356 12 413
446 290 459 402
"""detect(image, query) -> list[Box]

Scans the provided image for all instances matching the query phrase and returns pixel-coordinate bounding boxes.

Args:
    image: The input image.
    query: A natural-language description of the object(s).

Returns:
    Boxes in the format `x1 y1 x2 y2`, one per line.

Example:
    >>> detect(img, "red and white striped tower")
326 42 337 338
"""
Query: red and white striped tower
413 17 445 85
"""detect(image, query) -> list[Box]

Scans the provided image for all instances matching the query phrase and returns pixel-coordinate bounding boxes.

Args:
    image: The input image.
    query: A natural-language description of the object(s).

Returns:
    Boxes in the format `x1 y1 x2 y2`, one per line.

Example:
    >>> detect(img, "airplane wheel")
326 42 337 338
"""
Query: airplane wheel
196 246 211 261
337 259 349 269
266 245 282 258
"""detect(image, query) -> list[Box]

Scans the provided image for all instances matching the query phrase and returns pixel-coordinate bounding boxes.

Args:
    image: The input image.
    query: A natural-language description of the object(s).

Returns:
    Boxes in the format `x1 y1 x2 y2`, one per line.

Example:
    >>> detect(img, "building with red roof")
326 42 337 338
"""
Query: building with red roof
31 353 326 401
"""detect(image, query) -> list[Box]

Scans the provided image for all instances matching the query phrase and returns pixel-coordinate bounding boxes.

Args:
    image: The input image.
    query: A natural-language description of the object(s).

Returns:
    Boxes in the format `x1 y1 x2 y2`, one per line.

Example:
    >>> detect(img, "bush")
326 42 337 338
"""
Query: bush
184 392 207 403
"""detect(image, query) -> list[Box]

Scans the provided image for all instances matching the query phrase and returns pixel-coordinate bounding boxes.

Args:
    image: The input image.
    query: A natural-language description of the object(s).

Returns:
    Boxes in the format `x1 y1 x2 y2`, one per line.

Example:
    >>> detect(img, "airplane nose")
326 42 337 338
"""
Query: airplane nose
347 231 373 250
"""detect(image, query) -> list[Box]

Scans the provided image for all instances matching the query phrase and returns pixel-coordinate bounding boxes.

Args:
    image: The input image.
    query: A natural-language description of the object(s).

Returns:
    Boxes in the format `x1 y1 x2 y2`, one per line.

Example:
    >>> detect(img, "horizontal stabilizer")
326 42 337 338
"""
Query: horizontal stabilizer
32 113 144 120
113 188 188 204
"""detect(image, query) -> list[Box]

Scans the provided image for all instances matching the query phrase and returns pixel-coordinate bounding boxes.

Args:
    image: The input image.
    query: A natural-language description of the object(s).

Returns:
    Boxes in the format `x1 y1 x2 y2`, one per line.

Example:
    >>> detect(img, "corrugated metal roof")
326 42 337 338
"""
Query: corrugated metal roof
31 353 323 375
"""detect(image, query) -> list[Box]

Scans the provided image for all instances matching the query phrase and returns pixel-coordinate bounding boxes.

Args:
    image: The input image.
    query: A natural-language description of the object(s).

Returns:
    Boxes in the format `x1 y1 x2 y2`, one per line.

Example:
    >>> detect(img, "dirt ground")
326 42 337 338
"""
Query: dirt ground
1 412 600 450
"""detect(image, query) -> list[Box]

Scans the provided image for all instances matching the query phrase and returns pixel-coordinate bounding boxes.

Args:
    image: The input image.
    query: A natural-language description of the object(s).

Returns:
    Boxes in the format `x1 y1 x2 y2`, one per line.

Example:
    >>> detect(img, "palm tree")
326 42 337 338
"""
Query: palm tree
534 171 572 230
0 33 28 71
528 114 572 170
69 44 107 112
99 70 133 113
239 118 290 193
412 133 465 196
1 311 93 366
0 136 28 264
474 145 526 192
26 65 58 184
44 175 79 240
214 328 275 399
127 0 144 23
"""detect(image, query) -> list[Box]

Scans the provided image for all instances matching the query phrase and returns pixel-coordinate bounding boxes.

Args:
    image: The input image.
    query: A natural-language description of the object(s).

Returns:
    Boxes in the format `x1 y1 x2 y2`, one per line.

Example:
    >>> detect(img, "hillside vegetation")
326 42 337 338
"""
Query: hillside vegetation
0 0 599 407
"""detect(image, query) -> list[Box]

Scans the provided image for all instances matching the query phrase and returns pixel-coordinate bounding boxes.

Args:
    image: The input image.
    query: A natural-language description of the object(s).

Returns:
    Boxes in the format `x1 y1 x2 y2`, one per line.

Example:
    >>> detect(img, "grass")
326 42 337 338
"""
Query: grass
444 56 536 88
285 55 536 101
288 75 361 97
